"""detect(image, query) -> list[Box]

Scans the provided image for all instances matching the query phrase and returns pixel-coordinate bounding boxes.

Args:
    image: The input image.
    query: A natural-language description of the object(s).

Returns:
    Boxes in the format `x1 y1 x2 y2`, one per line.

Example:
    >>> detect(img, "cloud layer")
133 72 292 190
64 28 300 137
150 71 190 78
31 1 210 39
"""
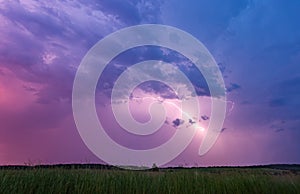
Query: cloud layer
1 0 300 165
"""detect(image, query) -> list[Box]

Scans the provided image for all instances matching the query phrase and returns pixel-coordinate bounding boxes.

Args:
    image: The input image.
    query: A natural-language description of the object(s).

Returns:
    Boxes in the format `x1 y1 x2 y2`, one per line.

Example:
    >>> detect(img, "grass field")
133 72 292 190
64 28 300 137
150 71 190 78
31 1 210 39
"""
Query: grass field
0 165 300 194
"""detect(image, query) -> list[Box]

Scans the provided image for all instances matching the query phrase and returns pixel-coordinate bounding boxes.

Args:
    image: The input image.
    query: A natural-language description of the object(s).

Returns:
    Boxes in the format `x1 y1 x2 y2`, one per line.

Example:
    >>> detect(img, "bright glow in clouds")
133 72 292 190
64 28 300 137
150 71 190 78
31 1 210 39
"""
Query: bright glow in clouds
73 24 226 168
130 95 207 133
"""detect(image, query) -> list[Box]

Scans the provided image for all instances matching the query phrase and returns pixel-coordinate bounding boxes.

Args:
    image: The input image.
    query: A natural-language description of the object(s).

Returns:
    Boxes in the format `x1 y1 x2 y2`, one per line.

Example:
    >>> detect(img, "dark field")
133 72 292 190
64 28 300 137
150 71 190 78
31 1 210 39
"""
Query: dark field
0 164 300 194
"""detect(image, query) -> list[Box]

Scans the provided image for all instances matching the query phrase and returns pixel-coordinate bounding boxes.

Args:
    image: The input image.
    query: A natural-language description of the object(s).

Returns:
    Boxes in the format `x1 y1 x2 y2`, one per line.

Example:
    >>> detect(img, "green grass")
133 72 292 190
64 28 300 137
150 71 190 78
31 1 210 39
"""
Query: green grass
0 167 300 194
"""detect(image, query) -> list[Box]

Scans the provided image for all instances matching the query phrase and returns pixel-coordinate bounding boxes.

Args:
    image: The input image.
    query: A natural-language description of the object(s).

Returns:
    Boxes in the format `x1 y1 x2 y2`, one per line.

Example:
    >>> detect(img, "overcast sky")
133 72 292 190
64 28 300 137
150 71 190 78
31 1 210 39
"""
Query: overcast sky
0 0 300 166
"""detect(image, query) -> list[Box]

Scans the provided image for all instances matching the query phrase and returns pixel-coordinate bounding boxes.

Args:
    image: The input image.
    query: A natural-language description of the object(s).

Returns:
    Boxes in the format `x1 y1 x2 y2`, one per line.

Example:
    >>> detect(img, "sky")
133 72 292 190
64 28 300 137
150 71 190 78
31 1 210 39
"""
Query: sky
0 0 300 167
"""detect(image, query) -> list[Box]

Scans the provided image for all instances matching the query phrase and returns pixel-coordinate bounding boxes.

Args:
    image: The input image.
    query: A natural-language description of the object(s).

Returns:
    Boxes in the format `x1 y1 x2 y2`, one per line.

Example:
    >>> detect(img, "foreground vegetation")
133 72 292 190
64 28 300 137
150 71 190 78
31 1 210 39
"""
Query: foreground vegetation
0 165 300 194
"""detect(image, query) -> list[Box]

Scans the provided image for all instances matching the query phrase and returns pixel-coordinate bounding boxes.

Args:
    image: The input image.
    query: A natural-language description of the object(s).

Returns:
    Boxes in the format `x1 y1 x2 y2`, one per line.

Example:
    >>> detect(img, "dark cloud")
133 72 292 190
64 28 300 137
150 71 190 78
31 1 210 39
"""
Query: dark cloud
172 118 184 127
181 65 210 97
0 0 128 145
188 119 196 125
1 0 164 105
221 128 226 133
138 81 178 99
269 120 288 133
226 83 241 92
269 98 286 107
266 76 300 120
0 2 67 38
201 115 209 121
212 0 300 132
97 46 212 100
278 76 300 96
0 0 169 157
217 62 226 73
275 128 285 133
